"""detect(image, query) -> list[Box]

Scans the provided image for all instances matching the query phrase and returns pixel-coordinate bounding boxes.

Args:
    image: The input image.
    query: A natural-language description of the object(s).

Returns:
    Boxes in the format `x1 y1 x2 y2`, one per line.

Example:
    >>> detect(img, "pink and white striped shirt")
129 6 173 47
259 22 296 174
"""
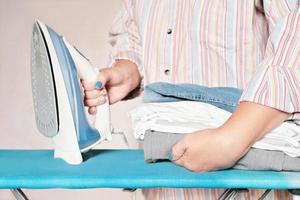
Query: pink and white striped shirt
108 0 299 199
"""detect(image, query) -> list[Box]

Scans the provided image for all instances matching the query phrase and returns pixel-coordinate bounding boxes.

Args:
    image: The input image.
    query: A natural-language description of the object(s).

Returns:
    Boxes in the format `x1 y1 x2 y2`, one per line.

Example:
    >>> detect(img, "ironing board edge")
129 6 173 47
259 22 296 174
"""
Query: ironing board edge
0 149 299 190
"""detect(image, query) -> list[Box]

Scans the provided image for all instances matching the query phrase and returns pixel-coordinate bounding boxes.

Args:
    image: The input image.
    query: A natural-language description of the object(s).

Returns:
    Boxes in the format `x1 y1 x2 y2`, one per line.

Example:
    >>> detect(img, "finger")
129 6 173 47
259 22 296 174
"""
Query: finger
84 89 106 99
172 155 185 167
88 107 97 115
81 80 99 91
84 96 106 107
171 138 187 161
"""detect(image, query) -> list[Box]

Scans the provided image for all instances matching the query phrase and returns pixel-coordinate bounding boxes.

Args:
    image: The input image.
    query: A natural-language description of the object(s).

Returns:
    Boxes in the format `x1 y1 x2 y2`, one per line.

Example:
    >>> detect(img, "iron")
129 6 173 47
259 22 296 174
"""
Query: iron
30 20 111 164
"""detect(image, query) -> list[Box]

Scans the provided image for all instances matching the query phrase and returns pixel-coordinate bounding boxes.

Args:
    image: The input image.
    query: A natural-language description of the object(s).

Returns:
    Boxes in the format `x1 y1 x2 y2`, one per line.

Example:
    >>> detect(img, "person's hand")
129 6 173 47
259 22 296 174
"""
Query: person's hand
170 128 245 172
170 102 291 172
81 67 129 114
81 60 141 115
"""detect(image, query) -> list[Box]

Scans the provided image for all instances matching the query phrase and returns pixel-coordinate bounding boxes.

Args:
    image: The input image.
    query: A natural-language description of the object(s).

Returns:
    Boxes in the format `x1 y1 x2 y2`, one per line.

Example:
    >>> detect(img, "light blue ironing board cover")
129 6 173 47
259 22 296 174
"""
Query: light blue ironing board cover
0 149 300 189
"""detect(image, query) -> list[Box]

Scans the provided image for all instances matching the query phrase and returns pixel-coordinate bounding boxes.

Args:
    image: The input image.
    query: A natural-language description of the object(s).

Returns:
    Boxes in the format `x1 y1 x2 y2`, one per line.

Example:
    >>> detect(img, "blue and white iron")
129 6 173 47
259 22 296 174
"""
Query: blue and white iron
30 20 112 164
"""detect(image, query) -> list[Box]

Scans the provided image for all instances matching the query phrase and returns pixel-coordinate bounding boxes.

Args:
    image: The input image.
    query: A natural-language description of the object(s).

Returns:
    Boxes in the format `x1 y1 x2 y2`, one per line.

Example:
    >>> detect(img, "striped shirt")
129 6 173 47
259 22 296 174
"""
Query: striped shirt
108 0 299 199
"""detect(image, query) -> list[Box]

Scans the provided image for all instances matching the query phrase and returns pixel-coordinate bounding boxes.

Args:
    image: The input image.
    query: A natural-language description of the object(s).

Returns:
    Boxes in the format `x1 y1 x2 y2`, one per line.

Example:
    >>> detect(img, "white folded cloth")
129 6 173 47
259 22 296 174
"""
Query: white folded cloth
128 101 300 157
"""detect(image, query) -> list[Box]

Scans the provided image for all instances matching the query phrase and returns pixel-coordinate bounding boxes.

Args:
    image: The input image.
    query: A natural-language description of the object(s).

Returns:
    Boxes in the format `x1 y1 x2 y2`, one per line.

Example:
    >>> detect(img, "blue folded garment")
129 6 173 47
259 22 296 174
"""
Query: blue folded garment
144 82 242 113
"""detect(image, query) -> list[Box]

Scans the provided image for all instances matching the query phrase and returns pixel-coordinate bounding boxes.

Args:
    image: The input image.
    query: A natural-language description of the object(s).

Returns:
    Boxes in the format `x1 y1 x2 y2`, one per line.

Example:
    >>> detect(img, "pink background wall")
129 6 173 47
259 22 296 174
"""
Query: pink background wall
0 0 143 199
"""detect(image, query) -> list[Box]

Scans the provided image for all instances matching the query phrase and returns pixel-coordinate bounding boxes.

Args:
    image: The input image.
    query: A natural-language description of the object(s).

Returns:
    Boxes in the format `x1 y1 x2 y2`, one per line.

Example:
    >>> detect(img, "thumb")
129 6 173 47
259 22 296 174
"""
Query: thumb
96 68 112 87
80 67 110 91
171 138 187 161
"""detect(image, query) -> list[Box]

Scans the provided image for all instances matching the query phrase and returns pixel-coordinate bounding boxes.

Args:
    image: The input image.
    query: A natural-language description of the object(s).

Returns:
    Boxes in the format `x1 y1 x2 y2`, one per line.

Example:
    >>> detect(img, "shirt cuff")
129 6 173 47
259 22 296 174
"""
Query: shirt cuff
240 63 300 115
108 51 142 71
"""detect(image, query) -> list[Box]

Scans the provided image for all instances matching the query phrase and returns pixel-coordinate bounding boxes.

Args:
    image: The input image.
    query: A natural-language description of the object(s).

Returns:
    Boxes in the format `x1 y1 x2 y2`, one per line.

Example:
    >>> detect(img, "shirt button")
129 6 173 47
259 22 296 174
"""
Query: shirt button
167 28 172 34
164 69 171 75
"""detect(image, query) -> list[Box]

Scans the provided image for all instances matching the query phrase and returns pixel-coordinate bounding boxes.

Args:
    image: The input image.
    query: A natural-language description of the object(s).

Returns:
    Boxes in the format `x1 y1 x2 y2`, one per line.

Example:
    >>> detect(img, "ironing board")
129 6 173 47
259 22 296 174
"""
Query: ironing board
1 149 300 199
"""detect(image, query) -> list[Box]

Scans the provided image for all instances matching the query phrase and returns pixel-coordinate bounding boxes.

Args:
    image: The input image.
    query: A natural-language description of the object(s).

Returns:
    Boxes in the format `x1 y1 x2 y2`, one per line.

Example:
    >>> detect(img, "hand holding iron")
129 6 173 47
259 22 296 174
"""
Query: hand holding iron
82 60 142 115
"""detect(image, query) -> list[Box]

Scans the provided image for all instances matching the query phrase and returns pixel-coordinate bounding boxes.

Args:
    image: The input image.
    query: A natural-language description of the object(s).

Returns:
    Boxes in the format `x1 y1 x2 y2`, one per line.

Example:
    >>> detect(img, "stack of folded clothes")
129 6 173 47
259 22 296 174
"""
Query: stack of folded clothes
128 82 300 171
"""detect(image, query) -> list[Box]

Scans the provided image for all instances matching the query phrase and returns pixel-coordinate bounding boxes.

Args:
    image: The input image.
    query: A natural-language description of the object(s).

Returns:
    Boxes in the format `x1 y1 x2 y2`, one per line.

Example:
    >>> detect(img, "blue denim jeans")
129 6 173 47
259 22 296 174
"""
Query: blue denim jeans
143 82 242 113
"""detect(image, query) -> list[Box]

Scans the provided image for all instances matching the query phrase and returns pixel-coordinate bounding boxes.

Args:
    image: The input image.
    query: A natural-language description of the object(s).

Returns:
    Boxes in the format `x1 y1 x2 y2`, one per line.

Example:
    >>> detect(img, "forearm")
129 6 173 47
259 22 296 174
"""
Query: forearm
171 99 292 172
218 101 291 157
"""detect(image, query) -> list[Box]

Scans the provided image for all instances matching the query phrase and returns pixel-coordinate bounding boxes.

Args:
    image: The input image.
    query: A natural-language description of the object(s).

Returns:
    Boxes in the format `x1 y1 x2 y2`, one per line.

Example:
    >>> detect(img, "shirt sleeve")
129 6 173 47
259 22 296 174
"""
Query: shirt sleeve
240 0 300 118
107 0 143 73
107 0 144 99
